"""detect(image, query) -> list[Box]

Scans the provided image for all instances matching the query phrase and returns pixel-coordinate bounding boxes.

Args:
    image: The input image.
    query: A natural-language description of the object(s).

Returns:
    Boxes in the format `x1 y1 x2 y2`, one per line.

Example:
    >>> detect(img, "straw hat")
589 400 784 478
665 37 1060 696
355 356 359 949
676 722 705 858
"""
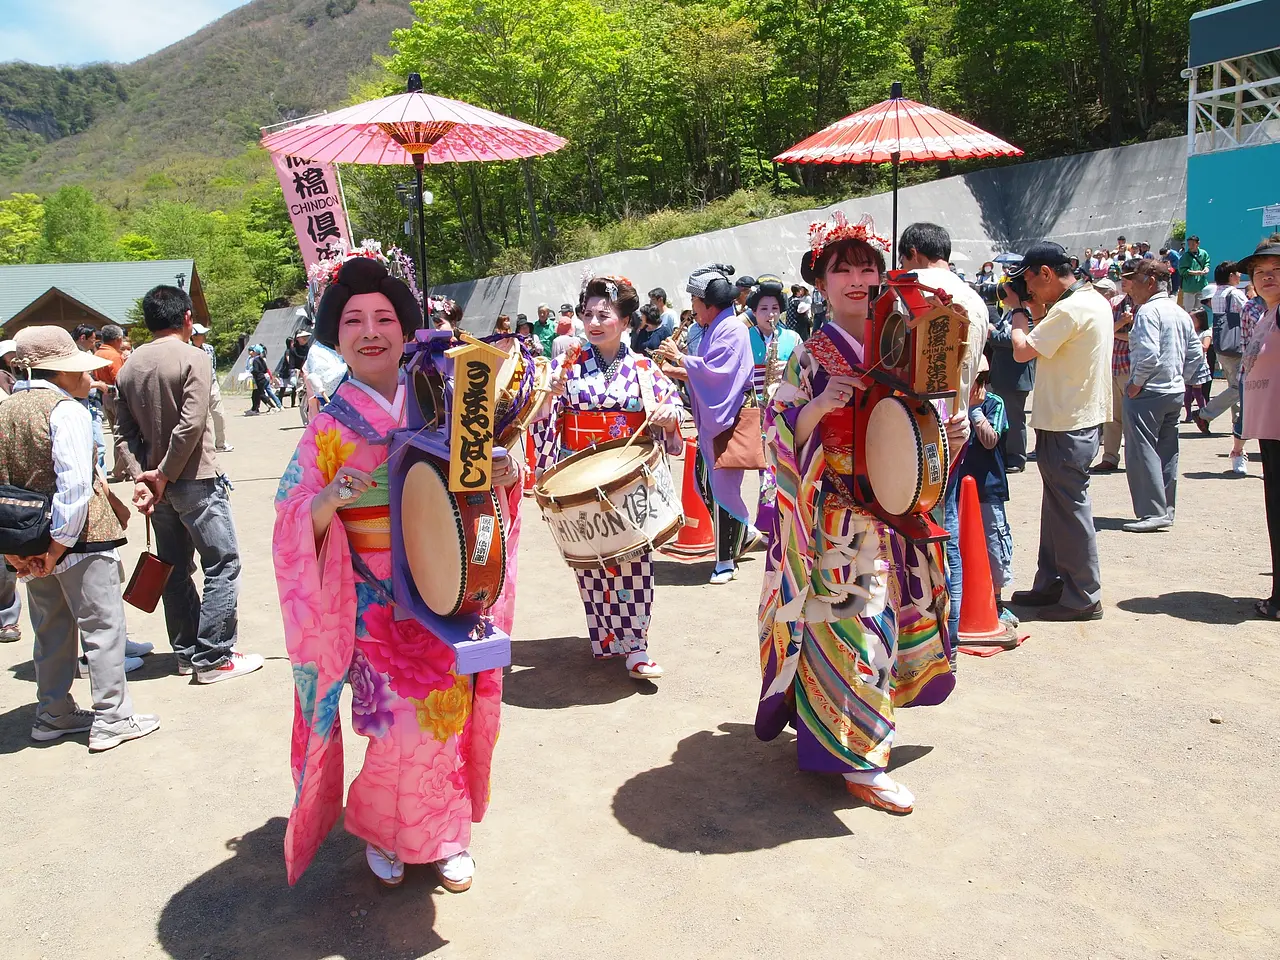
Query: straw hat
13 326 110 373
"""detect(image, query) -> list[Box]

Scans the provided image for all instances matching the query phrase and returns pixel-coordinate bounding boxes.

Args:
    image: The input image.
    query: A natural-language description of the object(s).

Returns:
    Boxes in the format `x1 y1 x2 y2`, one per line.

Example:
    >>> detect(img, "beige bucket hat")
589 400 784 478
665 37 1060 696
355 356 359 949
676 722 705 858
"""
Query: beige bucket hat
13 326 111 373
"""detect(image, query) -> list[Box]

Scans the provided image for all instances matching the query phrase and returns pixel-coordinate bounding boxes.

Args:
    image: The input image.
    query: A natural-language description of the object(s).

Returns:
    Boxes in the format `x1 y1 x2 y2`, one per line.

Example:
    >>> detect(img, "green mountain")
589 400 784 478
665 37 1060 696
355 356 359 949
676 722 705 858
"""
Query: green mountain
0 0 414 203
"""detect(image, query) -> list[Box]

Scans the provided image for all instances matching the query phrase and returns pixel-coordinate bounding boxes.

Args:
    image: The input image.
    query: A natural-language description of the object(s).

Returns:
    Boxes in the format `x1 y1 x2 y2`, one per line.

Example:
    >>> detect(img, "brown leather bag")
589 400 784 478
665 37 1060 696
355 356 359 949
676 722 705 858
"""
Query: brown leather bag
712 401 767 470
123 517 173 613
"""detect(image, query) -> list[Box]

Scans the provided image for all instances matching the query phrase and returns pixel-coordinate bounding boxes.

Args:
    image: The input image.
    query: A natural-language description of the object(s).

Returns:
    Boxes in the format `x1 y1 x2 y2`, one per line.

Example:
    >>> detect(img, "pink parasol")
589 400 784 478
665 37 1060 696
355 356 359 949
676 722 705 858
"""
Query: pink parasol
260 89 567 165
261 75 567 296
775 82 1022 260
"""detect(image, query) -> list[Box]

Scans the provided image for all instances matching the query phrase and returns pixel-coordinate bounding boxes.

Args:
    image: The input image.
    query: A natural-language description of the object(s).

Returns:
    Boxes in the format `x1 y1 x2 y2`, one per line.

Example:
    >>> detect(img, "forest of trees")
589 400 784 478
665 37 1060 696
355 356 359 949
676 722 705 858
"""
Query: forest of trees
0 0 1221 349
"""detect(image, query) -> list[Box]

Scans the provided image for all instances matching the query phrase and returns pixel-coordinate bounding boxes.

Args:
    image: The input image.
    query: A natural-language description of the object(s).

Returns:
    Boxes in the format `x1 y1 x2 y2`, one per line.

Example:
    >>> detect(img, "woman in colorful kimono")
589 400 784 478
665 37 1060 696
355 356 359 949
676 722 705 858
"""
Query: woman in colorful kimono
756 213 958 815
747 275 802 538
532 275 684 680
273 254 523 891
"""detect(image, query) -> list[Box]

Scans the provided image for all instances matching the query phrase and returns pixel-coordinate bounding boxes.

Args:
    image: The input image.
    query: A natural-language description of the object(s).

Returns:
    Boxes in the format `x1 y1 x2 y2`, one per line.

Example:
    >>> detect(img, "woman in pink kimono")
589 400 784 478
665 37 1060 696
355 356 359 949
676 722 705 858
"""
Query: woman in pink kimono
273 254 522 891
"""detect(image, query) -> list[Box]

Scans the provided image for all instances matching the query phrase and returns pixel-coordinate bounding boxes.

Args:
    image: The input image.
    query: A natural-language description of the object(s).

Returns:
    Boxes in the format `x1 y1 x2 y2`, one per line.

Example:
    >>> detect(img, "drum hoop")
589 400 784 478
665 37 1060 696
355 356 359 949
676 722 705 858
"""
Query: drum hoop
414 457 471 617
557 515 683 569
533 435 663 509
867 396 926 515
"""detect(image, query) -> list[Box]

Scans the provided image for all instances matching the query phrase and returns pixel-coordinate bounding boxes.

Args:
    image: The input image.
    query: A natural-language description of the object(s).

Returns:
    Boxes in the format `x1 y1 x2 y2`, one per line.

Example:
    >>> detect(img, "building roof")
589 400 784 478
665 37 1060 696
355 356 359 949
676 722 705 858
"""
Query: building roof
0 259 210 331
1190 0 1280 68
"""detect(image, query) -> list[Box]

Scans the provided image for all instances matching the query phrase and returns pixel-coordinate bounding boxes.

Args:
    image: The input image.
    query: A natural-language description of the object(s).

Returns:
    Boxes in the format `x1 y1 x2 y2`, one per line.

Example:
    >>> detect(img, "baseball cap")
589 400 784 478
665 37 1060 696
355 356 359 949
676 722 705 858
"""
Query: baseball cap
192 323 211 335
0 339 16 357
1007 241 1072 277
1119 258 1146 277
735 275 757 290
559 303 574 314
1093 278 1117 296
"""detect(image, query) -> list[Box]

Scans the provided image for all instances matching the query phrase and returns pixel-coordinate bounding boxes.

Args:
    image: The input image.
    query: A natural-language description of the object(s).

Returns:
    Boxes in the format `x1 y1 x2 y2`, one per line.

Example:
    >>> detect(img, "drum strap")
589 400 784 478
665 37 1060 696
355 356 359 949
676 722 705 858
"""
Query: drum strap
349 548 397 608
324 395 396 446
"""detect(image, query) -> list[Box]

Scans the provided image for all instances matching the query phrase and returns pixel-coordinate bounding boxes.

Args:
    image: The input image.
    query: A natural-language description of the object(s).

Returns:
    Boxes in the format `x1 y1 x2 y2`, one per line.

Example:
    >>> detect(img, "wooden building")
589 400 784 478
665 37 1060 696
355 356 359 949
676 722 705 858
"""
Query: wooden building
0 260 211 337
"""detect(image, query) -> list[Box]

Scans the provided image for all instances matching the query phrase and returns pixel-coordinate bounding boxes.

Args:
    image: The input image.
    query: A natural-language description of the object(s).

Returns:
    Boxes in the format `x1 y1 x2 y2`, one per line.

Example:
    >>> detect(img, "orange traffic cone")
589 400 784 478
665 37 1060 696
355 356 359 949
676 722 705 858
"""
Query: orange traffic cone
522 429 537 496
661 437 715 559
957 475 1017 646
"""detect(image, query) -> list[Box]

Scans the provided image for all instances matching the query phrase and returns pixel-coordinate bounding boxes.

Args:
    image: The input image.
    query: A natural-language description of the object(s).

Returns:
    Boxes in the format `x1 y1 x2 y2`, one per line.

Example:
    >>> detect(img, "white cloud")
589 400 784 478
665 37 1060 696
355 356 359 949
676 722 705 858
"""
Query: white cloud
0 0 249 66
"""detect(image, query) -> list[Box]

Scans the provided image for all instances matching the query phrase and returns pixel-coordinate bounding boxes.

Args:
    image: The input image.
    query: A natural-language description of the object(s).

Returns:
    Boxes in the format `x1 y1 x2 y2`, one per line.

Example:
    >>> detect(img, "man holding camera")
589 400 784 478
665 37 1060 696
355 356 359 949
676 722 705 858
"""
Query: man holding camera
1006 242 1113 621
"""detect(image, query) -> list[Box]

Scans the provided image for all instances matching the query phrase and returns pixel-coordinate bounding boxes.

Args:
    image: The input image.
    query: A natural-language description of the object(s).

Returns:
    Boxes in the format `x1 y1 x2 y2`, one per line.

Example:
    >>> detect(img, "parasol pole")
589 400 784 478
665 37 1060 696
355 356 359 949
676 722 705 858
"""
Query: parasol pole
889 81 904 268
414 153 429 314
891 151 900 268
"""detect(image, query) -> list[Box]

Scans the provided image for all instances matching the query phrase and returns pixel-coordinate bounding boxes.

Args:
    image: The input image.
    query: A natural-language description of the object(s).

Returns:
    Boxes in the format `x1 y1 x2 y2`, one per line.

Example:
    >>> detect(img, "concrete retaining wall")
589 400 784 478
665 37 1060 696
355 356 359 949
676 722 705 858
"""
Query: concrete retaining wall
432 136 1188 331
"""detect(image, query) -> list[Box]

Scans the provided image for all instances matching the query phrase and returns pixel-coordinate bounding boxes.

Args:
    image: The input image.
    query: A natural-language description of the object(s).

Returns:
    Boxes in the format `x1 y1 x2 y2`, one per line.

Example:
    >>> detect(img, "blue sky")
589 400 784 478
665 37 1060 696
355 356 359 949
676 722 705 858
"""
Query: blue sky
0 0 250 66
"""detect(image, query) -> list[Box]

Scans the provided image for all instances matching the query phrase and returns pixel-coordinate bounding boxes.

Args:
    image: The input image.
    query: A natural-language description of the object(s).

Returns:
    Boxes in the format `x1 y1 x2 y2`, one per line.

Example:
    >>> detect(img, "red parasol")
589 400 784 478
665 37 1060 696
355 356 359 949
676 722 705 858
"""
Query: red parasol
775 82 1022 261
261 75 567 295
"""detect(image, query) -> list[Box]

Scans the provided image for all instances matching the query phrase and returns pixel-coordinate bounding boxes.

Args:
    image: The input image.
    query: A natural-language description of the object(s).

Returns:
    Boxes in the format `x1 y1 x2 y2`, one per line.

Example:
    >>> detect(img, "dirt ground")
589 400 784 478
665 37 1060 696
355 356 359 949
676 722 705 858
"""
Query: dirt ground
2 390 1278 960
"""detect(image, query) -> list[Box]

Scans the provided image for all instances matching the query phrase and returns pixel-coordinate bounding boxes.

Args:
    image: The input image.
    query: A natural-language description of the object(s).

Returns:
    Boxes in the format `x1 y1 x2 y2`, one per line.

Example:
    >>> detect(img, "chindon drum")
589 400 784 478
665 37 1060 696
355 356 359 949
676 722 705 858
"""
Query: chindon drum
862 395 949 517
400 456 507 617
534 435 682 569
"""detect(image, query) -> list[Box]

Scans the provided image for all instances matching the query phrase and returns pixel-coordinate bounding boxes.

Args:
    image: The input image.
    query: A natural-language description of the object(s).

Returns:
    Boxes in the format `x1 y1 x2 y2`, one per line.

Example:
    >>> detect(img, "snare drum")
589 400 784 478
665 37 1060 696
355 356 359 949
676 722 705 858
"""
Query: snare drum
863 396 948 516
534 436 682 569
400 457 507 617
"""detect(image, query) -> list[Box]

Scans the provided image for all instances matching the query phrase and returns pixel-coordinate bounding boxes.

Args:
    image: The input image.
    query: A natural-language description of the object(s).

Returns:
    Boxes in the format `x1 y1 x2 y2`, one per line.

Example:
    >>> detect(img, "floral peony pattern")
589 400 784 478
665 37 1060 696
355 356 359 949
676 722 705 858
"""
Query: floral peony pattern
348 648 396 738
314 426 356 485
413 673 472 743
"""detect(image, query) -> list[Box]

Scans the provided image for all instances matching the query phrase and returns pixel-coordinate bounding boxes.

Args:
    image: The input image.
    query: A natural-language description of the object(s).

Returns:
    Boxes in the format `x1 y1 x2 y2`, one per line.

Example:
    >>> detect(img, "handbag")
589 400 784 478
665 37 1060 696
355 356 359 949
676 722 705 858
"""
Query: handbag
712 394 767 470
123 517 173 613
0 484 53 557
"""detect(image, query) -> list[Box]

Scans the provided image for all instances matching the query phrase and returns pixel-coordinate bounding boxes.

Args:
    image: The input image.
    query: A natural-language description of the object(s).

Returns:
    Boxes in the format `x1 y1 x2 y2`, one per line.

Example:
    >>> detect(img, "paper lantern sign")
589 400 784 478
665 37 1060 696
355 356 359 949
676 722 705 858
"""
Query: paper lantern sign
445 333 509 493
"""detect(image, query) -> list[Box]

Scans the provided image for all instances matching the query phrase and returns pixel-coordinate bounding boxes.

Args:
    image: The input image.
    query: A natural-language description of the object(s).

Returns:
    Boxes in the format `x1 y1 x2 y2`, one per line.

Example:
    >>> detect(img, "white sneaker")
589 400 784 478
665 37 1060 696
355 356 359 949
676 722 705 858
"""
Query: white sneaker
78 655 144 678
31 708 95 742
217 444 235 453
365 844 404 887
434 850 475 893
194 651 265 684
125 639 154 658
89 714 160 753
1231 453 1248 476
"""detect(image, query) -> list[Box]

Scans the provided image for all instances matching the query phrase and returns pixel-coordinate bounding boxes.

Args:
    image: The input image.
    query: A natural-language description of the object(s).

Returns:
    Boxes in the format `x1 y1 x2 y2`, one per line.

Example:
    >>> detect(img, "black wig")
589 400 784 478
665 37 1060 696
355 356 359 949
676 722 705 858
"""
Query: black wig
314 256 422 348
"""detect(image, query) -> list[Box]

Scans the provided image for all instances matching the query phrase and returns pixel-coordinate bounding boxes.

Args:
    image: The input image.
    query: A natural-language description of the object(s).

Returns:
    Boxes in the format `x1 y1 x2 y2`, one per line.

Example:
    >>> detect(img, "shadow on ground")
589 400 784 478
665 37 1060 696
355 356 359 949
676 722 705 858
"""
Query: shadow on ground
611 722 933 854
1093 516 1134 532
1116 591 1257 625
157 817 446 960
503 635 656 710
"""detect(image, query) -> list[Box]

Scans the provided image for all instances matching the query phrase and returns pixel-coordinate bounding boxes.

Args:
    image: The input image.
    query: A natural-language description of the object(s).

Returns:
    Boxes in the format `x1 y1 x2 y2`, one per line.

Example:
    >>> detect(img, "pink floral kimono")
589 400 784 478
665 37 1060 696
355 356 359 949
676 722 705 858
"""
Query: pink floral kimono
273 377 519 884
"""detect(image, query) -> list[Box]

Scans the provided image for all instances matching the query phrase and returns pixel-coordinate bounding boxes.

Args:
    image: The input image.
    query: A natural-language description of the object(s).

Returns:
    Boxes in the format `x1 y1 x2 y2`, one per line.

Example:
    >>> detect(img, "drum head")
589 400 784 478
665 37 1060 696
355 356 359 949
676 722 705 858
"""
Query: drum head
401 459 464 616
865 397 922 516
540 437 656 499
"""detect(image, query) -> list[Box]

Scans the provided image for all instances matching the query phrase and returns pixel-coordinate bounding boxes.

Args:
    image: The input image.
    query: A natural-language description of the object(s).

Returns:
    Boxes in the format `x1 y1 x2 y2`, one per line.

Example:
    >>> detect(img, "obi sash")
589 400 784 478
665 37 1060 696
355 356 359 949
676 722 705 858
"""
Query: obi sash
562 410 645 451
806 329 866 505
337 462 391 551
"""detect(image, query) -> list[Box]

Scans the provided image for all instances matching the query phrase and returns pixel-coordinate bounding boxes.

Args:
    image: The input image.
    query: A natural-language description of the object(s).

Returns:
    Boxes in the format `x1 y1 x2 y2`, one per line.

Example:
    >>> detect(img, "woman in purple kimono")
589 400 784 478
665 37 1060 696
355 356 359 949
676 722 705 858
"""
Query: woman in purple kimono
655 263 763 584
532 275 684 679
756 214 958 815
273 254 522 890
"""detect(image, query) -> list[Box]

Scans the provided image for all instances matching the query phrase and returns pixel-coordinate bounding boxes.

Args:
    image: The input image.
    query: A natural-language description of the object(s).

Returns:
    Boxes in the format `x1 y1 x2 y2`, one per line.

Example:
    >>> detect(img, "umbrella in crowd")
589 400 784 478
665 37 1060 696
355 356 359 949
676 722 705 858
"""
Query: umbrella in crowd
993 252 1024 264
775 82 1023 262
262 74 567 300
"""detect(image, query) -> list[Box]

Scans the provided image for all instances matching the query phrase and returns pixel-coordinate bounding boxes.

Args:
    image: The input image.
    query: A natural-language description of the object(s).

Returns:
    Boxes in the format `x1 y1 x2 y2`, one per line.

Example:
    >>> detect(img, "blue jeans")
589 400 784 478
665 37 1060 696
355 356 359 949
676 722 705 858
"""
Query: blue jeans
944 468 961 653
150 477 241 669
84 397 106 470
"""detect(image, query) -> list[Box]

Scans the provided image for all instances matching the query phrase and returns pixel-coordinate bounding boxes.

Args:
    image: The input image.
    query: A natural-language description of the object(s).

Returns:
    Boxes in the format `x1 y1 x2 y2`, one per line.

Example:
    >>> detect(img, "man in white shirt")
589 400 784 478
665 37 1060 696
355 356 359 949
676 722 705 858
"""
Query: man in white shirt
1007 242 1113 621
0 326 160 751
898 222 987 649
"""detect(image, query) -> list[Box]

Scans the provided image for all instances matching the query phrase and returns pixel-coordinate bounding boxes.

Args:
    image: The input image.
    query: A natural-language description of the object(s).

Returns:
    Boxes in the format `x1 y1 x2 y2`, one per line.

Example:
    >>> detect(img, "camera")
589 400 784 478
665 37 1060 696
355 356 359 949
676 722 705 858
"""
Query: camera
998 273 1031 303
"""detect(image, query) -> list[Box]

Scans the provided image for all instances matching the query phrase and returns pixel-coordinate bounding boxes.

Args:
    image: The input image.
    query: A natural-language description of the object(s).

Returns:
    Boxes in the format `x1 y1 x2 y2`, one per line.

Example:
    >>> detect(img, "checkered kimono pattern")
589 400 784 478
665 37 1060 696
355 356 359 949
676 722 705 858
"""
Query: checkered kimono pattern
532 346 682 658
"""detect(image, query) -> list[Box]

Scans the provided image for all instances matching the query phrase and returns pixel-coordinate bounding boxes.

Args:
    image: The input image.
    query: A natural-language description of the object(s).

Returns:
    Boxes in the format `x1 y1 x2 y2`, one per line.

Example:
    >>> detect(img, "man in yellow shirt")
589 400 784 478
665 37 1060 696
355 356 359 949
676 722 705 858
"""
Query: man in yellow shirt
1007 242 1113 621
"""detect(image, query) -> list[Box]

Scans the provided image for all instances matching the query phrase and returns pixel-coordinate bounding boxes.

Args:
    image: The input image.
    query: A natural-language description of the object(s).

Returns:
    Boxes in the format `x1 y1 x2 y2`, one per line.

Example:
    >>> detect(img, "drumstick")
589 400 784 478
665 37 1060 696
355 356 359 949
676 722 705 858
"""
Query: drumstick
531 342 583 397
